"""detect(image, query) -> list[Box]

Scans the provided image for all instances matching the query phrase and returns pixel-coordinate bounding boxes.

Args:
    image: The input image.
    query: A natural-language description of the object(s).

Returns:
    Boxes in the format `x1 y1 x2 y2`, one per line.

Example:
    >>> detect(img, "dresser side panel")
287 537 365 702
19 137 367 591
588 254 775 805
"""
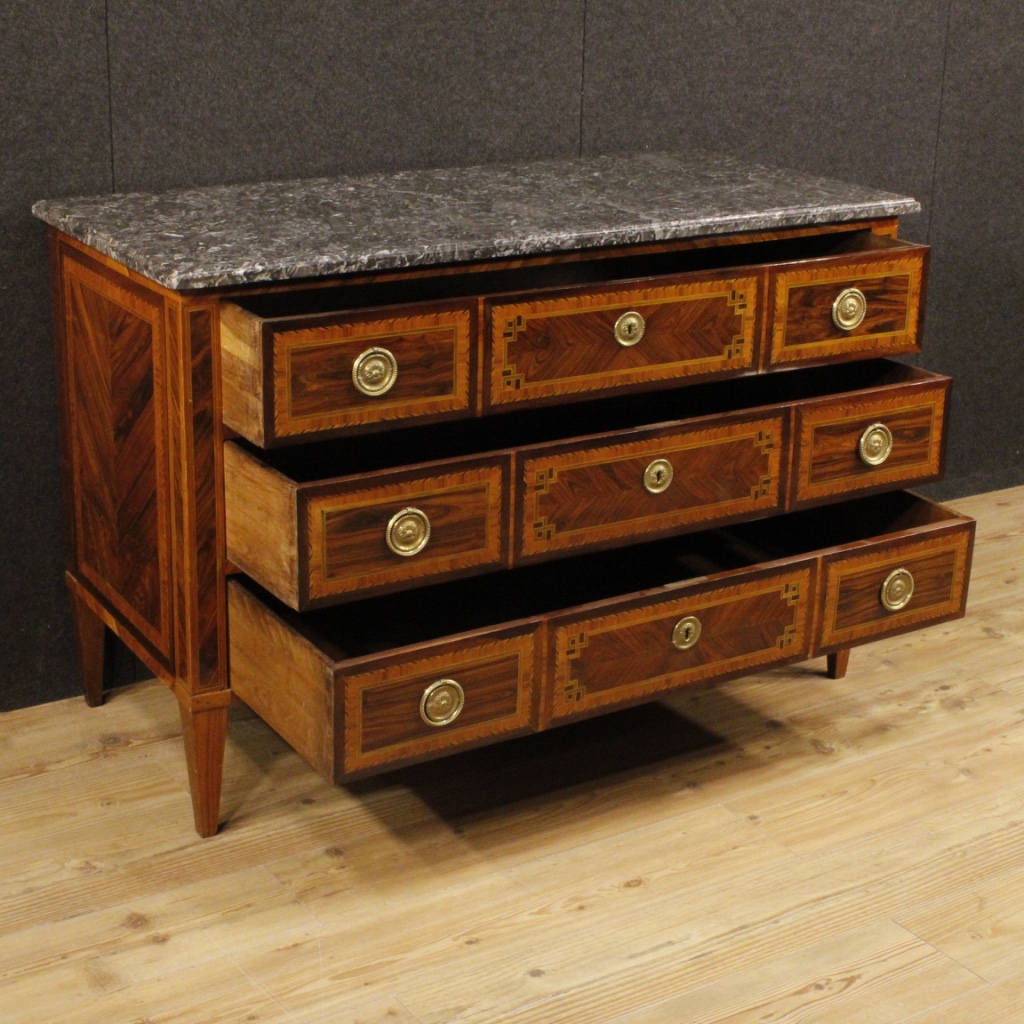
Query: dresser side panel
60 245 174 664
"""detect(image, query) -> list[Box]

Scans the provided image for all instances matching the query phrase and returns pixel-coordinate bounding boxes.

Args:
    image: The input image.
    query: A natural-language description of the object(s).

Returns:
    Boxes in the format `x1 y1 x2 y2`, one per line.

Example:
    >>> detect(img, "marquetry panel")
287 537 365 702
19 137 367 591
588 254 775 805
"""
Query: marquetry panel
819 526 973 650
769 247 926 365
62 254 173 660
488 274 758 406
272 307 473 438
548 566 814 723
793 377 948 503
305 460 508 604
340 628 539 776
518 414 784 559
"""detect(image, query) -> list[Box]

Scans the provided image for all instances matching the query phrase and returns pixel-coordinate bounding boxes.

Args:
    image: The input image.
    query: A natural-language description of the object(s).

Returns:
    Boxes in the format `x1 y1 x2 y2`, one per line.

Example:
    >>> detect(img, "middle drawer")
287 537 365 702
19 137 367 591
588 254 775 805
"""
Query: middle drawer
225 360 950 610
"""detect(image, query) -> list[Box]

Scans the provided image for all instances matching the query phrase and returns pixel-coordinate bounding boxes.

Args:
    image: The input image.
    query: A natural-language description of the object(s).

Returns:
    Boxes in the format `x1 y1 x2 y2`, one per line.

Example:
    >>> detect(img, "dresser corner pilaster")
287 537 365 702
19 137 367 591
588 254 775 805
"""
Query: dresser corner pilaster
49 231 231 836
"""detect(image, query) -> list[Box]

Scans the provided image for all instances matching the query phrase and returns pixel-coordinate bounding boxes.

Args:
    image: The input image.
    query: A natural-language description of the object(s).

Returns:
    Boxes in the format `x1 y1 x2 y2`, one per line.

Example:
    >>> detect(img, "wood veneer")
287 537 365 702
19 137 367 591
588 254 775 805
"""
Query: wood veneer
48 210 967 836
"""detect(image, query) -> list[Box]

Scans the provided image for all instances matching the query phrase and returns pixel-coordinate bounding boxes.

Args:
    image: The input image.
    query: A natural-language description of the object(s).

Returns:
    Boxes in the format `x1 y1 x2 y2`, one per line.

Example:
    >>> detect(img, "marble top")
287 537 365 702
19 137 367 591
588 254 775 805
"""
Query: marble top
32 152 919 291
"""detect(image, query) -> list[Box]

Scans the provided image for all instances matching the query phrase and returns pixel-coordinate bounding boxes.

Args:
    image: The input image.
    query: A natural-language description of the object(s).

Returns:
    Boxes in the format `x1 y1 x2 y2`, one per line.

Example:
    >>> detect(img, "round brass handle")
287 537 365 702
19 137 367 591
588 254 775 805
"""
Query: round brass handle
859 422 894 466
352 346 398 397
420 678 465 727
614 310 646 346
832 287 867 331
386 507 431 557
880 568 914 612
643 458 674 494
671 615 702 650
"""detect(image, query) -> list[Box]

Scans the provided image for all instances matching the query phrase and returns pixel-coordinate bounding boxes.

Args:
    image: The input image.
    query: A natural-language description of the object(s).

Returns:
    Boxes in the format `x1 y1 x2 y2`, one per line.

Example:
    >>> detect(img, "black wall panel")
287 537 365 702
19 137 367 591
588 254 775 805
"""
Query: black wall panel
922 1 1024 496
2 1 1021 710
0 2 113 711
106 0 585 191
581 0 947 242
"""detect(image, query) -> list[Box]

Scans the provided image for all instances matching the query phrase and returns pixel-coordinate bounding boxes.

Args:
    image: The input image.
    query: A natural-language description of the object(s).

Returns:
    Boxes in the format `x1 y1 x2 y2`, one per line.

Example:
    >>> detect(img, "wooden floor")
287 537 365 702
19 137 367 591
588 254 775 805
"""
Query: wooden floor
2 486 1022 1024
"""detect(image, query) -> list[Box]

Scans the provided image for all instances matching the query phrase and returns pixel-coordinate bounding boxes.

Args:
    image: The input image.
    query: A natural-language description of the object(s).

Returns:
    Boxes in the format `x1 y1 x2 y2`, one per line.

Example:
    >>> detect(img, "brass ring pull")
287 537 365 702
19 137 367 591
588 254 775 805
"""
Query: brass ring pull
859 422 894 466
352 346 398 396
614 310 646 346
880 568 914 612
386 507 431 557
420 678 465 727
671 615 702 650
643 458 674 494
832 287 867 331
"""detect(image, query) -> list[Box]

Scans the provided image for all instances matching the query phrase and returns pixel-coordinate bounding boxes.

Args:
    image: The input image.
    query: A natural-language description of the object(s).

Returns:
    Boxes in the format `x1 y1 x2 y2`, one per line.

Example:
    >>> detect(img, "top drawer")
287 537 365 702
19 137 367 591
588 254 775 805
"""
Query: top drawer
220 227 928 445
767 235 927 367
221 298 474 446
486 270 759 408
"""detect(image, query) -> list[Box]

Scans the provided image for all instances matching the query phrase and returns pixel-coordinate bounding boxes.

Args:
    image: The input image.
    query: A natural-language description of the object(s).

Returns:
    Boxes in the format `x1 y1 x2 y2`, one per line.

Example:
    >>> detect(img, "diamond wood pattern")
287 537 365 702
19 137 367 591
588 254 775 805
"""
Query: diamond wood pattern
519 414 783 559
549 567 815 724
489 275 757 406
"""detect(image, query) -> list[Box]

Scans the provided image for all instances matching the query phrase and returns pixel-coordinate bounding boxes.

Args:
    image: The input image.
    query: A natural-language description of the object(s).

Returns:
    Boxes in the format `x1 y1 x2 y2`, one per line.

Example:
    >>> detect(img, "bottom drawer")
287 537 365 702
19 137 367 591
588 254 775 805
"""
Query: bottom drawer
228 492 973 783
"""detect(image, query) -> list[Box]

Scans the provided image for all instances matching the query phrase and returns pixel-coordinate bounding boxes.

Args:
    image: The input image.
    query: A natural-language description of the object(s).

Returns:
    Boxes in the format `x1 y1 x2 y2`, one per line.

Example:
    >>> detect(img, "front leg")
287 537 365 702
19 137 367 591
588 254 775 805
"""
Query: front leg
826 648 851 679
179 696 231 837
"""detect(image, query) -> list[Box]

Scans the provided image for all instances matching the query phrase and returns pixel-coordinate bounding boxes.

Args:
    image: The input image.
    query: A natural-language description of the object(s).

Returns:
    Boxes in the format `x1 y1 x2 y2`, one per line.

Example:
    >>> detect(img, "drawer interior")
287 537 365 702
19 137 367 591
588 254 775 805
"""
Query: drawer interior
719 489 957 558
242 358 932 480
229 230 907 320
237 491 959 661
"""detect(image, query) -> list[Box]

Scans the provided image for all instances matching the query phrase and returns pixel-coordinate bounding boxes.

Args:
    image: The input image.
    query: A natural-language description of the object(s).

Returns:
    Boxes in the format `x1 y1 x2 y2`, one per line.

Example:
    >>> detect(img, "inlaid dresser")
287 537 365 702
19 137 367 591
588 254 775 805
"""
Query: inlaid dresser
34 153 974 836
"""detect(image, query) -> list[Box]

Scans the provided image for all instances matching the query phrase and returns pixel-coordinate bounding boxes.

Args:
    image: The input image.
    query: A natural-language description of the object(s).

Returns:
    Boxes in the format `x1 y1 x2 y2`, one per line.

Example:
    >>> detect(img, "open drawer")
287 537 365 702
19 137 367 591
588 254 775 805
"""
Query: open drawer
228 492 973 784
220 229 928 444
225 360 950 609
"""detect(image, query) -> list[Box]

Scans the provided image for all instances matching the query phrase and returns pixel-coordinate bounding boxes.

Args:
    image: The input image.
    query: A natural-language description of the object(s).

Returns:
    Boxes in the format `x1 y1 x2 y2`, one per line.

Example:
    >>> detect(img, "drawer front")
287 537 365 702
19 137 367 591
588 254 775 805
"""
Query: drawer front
768 246 925 366
548 564 815 724
819 525 973 651
518 413 784 559
792 376 948 504
488 274 758 407
271 306 473 439
305 459 508 604
341 630 539 775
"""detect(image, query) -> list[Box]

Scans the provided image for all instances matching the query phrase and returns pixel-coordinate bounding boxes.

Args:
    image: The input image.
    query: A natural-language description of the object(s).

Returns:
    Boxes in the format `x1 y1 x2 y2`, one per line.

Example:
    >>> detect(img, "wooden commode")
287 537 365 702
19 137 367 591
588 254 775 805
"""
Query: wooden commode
34 153 974 836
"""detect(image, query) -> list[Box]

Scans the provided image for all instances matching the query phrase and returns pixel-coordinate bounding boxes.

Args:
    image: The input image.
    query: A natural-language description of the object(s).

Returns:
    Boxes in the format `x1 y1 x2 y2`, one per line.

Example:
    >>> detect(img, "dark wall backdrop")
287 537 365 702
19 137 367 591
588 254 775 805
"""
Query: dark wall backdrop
2 1 1021 711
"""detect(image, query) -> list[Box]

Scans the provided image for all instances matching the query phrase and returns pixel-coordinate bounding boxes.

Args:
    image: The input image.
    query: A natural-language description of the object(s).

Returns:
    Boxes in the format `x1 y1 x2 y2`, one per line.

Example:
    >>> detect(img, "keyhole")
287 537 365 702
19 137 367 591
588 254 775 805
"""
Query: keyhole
615 311 645 346
672 614 702 650
644 459 673 494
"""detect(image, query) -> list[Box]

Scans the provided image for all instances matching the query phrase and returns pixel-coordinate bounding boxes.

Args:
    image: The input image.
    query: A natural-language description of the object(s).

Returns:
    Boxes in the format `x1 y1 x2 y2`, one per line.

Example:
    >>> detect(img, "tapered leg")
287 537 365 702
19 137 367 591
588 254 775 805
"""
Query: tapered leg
826 648 851 680
179 703 229 838
70 588 114 707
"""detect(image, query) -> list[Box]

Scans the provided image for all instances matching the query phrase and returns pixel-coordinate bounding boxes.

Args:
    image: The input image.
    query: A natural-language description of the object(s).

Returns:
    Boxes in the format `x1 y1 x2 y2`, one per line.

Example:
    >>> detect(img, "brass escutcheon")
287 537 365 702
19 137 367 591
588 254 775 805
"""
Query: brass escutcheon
671 615 702 650
614 310 646 346
859 422 894 466
880 567 914 612
352 346 398 396
420 678 465 727
832 287 867 331
643 458 674 494
386 507 431 557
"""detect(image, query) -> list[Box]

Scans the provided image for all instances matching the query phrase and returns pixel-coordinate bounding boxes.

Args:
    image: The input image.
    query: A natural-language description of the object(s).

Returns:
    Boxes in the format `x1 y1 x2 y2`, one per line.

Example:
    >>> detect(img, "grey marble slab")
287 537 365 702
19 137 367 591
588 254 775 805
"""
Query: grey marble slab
33 152 919 291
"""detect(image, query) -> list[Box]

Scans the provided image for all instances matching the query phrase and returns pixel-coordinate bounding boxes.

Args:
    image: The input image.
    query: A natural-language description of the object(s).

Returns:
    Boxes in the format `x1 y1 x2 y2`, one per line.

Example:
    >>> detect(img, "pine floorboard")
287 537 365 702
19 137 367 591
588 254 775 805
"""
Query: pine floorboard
1 485 1021 1023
